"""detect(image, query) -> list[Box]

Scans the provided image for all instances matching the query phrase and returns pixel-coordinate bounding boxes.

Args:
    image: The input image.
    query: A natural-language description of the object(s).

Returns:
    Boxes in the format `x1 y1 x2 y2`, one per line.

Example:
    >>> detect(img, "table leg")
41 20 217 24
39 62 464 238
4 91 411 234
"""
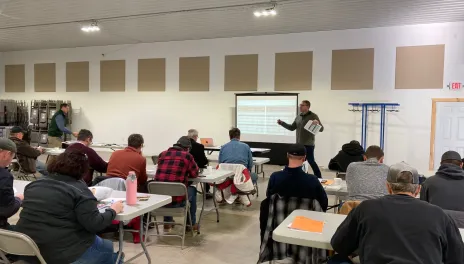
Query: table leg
196 182 207 234
139 214 151 263
116 221 124 263
260 164 264 178
212 184 219 223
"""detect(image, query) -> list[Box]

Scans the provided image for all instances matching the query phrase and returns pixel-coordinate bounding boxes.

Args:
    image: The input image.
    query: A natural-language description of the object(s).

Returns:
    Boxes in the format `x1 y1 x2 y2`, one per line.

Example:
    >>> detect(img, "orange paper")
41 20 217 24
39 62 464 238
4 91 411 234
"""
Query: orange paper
322 180 334 186
290 216 324 233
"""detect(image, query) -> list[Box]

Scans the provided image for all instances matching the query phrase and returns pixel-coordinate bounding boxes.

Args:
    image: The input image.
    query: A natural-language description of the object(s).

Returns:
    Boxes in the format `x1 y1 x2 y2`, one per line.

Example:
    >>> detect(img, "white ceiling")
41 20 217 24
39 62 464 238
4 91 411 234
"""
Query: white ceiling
0 0 463 52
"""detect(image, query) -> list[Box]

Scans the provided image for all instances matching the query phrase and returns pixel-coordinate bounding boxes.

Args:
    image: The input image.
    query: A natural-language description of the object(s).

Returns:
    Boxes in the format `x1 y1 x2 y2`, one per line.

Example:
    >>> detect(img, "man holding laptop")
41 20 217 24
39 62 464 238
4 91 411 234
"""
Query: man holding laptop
278 100 324 178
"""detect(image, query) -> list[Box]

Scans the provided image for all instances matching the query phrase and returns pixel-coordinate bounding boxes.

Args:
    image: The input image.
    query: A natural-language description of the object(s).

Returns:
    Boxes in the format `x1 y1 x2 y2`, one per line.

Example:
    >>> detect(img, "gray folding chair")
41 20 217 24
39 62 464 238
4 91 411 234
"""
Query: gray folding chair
145 182 194 249
12 155 38 181
0 229 46 264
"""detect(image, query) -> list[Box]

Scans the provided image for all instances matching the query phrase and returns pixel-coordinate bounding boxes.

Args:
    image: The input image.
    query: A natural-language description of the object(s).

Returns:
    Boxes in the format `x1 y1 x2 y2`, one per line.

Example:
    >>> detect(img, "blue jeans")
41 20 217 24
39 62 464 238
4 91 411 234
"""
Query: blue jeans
36 160 49 176
251 172 258 184
328 254 353 264
305 145 321 178
71 236 122 264
164 186 197 225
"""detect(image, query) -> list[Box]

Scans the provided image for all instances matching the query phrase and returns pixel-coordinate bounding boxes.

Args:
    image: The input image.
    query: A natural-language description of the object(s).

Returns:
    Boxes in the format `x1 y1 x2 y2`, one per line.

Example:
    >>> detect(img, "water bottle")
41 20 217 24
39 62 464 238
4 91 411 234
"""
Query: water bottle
126 171 137 205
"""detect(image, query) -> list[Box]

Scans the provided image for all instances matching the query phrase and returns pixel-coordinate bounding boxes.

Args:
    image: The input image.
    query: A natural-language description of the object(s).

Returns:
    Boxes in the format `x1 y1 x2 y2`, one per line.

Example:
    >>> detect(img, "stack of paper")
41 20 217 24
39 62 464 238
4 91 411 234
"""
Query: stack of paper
304 122 322 135
288 216 325 233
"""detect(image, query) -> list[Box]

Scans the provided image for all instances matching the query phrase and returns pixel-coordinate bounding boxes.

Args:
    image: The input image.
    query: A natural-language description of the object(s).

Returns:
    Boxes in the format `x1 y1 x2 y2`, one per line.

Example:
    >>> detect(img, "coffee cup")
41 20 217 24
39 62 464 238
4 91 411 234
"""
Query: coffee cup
334 178 342 185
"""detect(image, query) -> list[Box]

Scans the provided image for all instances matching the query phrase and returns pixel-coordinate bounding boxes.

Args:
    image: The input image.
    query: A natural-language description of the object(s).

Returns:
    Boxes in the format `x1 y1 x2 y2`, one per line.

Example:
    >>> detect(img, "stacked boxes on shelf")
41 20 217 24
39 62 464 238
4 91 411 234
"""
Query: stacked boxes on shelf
30 100 72 147
0 100 29 139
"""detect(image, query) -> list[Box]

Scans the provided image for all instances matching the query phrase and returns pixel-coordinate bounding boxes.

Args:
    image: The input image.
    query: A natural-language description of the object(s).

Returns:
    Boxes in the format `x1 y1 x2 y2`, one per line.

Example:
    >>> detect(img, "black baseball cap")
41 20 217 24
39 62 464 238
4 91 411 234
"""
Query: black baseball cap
175 136 192 149
441 151 462 162
11 126 26 134
287 144 306 156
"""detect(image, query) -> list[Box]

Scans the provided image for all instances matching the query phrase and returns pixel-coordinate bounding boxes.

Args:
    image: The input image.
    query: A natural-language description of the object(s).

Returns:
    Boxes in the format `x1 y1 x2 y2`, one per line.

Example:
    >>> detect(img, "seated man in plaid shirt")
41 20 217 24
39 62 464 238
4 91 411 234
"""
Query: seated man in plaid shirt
155 136 199 232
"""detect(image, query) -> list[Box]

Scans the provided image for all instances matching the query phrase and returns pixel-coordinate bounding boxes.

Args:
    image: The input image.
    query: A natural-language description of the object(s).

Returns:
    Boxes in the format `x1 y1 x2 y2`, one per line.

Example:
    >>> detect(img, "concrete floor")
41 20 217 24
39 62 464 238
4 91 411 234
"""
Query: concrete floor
11 154 337 264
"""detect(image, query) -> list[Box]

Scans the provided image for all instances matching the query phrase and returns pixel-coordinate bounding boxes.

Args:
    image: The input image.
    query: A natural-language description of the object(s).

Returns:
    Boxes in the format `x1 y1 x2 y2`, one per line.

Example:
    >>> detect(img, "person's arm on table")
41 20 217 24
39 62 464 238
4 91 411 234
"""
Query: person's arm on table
138 158 148 187
247 147 253 172
278 118 297 131
75 196 119 233
88 148 108 173
443 215 464 264
188 155 199 179
331 207 360 257
0 176 22 218
313 178 328 212
328 155 341 171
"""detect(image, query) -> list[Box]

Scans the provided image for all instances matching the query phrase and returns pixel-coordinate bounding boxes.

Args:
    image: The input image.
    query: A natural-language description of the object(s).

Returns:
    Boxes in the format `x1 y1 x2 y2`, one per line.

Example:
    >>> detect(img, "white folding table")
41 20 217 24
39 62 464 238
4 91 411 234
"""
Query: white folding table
273 210 464 250
13 180 171 264
204 146 271 155
273 210 347 250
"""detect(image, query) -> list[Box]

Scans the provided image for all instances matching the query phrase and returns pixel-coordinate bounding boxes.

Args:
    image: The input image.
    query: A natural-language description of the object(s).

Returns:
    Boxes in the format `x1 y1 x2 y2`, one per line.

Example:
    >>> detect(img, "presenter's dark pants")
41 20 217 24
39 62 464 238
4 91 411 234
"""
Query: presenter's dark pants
305 145 322 178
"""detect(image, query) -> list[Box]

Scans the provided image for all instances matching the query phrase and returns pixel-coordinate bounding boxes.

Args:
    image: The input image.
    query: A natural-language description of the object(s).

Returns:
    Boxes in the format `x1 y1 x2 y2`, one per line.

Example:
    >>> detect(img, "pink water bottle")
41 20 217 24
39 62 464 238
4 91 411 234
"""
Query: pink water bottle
126 171 137 205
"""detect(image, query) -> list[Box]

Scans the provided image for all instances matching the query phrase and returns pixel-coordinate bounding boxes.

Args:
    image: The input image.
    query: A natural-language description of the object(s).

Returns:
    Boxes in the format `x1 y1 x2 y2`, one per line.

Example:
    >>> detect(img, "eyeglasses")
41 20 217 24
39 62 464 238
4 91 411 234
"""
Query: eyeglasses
300 104 309 107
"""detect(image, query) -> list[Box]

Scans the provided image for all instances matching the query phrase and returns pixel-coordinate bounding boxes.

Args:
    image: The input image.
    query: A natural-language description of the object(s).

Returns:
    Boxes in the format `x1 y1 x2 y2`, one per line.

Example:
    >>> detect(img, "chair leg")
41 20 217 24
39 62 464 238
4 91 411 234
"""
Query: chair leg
0 250 12 264
154 216 160 235
182 205 189 249
187 210 194 237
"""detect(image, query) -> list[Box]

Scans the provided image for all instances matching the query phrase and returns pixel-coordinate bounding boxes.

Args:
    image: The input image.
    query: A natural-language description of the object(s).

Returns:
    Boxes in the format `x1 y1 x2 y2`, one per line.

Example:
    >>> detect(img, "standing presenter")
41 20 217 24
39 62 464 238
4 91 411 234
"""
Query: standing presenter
277 100 324 178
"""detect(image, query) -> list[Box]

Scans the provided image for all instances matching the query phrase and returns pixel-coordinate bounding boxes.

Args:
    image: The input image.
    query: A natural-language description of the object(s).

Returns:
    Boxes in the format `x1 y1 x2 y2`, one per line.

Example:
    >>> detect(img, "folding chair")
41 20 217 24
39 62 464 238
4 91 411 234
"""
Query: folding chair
145 182 194 249
12 155 38 181
151 155 159 165
0 229 46 264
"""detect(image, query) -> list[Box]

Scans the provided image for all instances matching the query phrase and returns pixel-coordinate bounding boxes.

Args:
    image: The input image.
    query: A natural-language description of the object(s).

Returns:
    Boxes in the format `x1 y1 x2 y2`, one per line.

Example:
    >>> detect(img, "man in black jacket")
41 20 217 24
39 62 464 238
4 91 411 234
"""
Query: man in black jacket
421 151 464 211
0 138 23 230
331 162 464 264
9 126 48 176
328 140 364 172
187 129 211 196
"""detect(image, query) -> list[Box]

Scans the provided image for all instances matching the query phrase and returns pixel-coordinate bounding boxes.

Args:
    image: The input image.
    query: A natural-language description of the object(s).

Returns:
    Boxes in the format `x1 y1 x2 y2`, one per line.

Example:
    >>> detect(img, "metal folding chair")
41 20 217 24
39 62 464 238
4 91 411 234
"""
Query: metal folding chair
0 229 46 264
11 155 38 181
145 182 194 249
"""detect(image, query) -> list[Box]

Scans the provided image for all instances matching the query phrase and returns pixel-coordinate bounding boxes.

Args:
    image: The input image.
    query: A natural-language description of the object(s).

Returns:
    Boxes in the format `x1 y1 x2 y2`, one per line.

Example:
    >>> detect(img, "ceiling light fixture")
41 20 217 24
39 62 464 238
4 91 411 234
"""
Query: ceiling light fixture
81 20 100 32
253 7 277 17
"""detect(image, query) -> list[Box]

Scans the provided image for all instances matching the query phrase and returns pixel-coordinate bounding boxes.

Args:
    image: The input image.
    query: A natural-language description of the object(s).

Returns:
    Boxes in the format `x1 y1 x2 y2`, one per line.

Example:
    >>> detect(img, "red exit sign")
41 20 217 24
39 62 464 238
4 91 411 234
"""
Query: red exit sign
448 82 464 90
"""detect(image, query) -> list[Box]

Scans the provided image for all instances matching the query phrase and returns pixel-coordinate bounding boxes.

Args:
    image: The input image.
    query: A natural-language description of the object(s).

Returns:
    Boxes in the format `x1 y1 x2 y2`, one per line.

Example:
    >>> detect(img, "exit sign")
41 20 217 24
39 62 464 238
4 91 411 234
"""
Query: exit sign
447 82 464 90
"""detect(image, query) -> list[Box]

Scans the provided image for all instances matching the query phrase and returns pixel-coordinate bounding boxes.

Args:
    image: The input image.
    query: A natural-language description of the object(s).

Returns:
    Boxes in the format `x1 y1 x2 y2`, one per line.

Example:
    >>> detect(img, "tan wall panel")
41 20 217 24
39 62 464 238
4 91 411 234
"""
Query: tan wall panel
179 57 209 92
331 48 374 90
5 65 25 92
395 45 445 89
275 51 313 91
66 61 89 92
224 54 258 91
138 58 166 91
100 60 125 92
34 63 56 92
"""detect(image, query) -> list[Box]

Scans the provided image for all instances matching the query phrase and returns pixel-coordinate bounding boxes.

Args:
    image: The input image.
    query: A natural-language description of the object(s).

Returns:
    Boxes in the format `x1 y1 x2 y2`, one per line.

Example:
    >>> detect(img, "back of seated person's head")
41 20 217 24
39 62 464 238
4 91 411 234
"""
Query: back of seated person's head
229 128 241 140
77 129 93 145
47 150 89 180
128 134 144 149
440 151 463 168
364 145 384 163
386 162 420 196
287 144 306 167
350 140 360 145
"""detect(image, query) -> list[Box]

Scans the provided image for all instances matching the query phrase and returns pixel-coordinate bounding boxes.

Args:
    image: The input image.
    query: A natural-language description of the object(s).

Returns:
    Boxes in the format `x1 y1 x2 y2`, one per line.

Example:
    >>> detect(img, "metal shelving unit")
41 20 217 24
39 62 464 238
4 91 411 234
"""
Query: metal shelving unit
30 100 72 147
0 100 29 139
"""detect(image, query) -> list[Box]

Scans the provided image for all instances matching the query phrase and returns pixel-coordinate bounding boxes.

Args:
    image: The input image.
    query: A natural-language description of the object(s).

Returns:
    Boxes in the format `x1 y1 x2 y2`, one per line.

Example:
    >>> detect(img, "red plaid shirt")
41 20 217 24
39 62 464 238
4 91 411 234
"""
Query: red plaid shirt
155 147 199 205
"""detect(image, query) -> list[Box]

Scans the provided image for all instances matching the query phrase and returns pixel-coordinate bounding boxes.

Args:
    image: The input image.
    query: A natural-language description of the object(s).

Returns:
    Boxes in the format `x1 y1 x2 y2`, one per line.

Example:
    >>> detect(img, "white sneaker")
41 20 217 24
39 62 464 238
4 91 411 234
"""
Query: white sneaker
215 189 223 203
238 195 251 207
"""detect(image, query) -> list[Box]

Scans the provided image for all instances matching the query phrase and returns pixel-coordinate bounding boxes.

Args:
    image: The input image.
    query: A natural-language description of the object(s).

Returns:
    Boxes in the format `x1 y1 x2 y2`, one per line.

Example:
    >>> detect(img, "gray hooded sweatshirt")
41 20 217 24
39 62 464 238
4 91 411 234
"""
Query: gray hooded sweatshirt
420 163 464 211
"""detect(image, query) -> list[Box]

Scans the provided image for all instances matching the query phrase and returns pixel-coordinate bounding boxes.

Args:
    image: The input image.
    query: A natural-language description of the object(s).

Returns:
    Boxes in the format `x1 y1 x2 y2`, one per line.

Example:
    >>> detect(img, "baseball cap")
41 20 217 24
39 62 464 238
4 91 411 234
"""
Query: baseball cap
10 126 26 134
441 151 462 162
287 144 306 156
175 136 192 149
387 162 419 184
0 138 17 153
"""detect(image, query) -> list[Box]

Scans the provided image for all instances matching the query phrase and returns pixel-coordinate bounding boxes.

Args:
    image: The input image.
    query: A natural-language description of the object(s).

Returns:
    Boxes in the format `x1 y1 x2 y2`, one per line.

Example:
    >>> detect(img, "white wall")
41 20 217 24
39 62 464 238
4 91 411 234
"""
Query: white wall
1 21 464 172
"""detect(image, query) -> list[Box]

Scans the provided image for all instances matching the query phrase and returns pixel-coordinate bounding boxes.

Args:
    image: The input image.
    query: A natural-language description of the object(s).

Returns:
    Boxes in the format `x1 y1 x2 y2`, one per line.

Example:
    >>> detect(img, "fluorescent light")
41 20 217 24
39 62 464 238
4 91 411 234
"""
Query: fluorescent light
253 9 277 18
270 10 277 15
81 21 100 33
262 10 269 16
254 11 262 17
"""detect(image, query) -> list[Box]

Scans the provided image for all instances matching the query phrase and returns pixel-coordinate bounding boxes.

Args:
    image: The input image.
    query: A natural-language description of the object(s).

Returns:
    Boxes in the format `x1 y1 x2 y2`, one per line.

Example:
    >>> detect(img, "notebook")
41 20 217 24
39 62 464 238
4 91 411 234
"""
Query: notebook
288 216 325 233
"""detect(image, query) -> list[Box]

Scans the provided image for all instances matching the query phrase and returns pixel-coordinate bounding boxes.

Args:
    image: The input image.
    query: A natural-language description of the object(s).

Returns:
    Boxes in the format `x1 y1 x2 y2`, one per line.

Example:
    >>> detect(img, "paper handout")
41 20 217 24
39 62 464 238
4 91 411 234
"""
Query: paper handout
288 216 325 233
304 121 322 135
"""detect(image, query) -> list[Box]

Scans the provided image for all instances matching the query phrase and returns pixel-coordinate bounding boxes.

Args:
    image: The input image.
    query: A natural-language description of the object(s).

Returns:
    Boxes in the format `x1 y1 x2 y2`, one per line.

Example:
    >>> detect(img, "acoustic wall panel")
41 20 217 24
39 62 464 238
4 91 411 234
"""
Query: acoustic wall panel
34 63 56 92
395 45 445 89
138 58 166 91
5 64 25 92
331 48 374 90
66 61 89 92
224 54 258 91
275 51 313 91
100 60 125 92
179 56 210 91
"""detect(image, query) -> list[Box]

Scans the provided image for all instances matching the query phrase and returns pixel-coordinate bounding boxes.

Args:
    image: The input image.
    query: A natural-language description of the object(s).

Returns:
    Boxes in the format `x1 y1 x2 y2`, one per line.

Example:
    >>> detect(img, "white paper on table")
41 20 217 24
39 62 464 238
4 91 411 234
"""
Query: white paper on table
304 121 322 135
101 198 126 203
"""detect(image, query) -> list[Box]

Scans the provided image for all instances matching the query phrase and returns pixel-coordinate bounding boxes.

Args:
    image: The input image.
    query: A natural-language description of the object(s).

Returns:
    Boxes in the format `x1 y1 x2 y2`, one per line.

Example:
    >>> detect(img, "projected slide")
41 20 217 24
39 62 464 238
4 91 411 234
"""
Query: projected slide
236 95 297 143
